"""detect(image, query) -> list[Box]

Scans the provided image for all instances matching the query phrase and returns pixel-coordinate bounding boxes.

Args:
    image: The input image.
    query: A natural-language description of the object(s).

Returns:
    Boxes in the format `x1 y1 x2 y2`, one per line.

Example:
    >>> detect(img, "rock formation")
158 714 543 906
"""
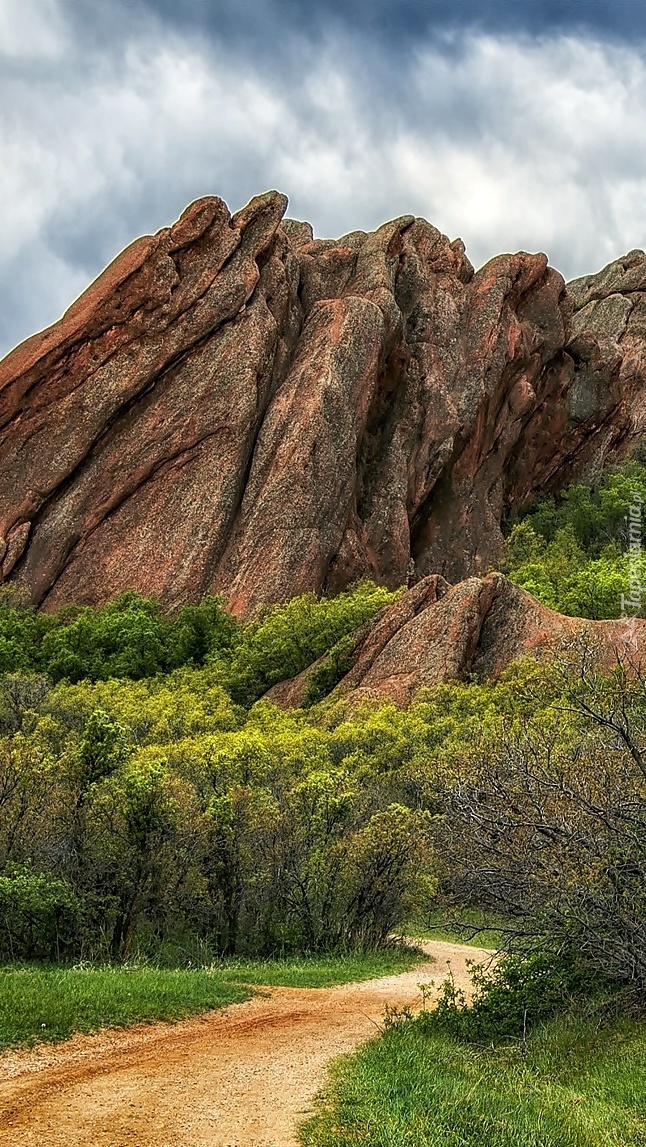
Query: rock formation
265 573 646 708
0 191 645 616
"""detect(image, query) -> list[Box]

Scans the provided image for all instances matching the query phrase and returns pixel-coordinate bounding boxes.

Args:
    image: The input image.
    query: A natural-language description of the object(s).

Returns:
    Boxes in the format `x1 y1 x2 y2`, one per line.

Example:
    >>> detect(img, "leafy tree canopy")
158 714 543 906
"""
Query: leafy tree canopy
504 458 646 618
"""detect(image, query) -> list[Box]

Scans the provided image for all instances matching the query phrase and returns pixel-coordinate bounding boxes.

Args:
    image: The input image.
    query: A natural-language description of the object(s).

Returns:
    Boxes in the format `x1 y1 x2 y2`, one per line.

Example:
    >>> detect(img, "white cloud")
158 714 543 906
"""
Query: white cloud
393 35 646 270
1 16 646 356
0 0 66 59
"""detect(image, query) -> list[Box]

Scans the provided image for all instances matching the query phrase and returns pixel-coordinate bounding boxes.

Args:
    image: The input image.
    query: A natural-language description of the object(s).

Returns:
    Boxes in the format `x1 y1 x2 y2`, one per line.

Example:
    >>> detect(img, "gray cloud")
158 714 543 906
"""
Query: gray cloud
63 0 646 52
2 0 646 357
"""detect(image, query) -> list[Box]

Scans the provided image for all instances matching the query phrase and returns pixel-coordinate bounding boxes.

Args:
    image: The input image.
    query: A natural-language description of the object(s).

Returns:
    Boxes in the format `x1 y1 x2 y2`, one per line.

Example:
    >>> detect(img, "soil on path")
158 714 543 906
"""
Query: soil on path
0 940 492 1147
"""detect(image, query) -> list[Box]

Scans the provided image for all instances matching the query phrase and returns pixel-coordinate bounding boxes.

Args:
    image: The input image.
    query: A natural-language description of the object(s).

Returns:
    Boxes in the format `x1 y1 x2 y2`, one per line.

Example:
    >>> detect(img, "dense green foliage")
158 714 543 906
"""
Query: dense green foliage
0 673 441 960
429 951 610 1042
1 460 644 1147
2 463 646 985
0 648 553 962
303 635 357 708
0 589 240 682
0 583 423 962
302 1012 646 1146
0 582 397 698
222 583 398 705
2 629 644 975
504 459 646 617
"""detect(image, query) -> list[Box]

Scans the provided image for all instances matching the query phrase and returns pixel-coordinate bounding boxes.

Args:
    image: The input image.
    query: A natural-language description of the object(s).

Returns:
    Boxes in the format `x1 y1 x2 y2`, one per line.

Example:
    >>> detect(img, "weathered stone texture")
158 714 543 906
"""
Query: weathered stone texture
0 193 644 613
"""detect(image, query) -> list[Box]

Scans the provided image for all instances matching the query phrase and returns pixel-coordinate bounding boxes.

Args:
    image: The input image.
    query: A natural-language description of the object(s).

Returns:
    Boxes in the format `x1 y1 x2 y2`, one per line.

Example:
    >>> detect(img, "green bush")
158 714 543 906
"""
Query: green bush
426 951 609 1042
0 592 240 684
0 866 85 960
303 635 356 707
222 582 398 705
0 648 453 959
0 586 54 674
510 462 646 554
0 584 391 697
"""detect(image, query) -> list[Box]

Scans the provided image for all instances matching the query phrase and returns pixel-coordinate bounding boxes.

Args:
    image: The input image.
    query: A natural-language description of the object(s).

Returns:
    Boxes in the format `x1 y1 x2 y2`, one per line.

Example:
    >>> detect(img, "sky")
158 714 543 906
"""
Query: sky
2 0 646 358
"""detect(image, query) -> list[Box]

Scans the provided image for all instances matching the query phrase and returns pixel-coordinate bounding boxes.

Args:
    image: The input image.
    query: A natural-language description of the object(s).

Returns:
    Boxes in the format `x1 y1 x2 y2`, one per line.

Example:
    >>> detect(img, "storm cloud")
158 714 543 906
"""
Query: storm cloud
1 0 646 356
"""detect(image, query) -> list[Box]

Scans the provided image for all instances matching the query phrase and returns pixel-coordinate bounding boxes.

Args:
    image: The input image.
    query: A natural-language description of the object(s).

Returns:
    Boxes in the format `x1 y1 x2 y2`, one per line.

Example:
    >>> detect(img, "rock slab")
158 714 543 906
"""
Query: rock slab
265 574 646 708
1 193 645 615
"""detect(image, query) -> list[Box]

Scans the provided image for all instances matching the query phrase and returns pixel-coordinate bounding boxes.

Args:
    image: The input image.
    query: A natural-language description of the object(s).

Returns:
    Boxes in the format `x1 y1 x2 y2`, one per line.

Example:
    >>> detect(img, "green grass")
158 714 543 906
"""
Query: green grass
0 965 250 1050
408 909 505 950
212 945 424 988
302 1015 646 1147
0 946 424 1051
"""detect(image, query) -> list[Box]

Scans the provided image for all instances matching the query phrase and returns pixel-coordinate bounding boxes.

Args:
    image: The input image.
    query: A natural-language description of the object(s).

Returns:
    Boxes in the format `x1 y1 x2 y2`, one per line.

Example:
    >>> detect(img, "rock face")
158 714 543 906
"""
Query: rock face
265 574 646 708
0 192 645 615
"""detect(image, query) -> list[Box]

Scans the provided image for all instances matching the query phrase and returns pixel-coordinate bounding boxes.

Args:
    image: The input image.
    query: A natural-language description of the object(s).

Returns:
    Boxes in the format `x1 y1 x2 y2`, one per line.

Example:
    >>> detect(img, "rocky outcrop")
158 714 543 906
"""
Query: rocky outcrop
0 193 645 615
265 574 646 708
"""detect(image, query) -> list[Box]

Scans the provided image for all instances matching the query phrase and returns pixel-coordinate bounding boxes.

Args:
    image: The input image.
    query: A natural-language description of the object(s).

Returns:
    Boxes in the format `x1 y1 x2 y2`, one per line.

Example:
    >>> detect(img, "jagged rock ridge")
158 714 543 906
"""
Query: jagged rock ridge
265 574 646 708
1 192 645 616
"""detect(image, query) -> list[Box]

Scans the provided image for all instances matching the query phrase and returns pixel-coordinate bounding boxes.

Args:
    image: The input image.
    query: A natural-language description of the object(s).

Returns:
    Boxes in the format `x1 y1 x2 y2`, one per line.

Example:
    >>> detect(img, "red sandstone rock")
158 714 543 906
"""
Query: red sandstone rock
0 195 644 614
265 574 646 708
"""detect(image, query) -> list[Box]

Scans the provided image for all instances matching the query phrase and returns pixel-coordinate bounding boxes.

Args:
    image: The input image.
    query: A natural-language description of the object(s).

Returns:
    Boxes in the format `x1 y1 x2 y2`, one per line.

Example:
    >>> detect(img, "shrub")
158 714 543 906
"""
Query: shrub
438 654 646 987
428 950 608 1042
0 866 84 960
303 635 356 707
222 582 399 705
504 459 646 619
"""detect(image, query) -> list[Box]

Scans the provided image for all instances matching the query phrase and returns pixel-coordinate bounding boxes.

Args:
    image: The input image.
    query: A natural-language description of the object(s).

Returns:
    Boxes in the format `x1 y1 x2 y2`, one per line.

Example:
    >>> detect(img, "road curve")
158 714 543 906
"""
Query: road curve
0 940 492 1147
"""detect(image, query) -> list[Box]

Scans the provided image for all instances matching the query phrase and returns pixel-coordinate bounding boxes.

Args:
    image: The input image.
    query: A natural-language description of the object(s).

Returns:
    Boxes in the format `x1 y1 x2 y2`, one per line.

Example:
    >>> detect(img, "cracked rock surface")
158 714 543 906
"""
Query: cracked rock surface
1 193 645 615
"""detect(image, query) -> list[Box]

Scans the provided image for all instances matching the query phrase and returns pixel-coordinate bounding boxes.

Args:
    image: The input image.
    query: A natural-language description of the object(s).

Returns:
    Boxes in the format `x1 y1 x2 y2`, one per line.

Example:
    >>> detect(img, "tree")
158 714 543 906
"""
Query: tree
0 866 83 960
223 582 399 705
438 650 646 986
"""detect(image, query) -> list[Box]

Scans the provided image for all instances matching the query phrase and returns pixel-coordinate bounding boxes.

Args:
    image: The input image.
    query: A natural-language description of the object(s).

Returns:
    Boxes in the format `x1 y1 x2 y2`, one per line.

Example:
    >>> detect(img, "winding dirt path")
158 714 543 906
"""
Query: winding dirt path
0 941 491 1147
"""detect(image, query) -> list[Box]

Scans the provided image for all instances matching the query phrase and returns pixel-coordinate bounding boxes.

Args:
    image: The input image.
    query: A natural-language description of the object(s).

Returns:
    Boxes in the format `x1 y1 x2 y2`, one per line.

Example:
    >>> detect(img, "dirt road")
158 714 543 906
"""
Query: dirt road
0 941 491 1147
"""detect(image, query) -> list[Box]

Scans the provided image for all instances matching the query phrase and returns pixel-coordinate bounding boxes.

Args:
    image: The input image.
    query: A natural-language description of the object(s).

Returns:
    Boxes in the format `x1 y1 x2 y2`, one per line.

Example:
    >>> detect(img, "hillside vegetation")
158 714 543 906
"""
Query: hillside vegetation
0 462 643 1121
4 629 643 972
504 458 646 618
298 457 646 1145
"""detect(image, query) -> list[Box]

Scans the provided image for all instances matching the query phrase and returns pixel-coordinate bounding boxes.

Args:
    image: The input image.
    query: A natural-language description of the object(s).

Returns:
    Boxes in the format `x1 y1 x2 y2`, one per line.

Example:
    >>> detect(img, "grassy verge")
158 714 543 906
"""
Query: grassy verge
302 1014 646 1147
0 966 250 1050
408 909 505 949
0 945 424 1051
213 945 424 988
